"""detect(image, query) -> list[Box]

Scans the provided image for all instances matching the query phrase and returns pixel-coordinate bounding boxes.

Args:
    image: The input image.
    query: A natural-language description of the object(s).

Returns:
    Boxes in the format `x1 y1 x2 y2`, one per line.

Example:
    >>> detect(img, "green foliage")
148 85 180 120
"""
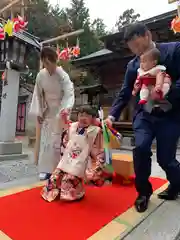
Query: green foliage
66 0 90 30
116 8 140 30
26 0 107 54
26 0 70 39
27 0 53 39
91 18 107 38
21 0 107 85
64 0 106 56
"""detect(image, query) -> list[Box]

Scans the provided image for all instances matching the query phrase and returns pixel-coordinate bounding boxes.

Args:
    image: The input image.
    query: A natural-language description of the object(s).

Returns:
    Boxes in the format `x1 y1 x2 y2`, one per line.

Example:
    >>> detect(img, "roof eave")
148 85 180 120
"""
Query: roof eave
13 31 41 49
71 52 132 68
71 54 114 67
101 9 177 42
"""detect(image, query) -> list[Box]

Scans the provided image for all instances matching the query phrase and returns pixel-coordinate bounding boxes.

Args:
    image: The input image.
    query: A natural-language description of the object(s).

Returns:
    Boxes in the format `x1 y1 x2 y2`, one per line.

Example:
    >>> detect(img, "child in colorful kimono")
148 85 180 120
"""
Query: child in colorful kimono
41 106 112 202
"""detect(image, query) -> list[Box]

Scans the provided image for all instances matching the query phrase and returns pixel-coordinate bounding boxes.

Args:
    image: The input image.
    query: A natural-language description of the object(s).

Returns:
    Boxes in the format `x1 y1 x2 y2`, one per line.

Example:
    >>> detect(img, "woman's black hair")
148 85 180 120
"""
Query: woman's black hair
77 106 97 117
40 46 57 63
124 23 149 43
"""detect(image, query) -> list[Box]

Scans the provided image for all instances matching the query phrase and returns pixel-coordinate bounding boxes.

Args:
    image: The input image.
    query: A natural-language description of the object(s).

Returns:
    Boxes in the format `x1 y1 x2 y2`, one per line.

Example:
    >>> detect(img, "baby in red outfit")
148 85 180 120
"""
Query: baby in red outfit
132 48 171 104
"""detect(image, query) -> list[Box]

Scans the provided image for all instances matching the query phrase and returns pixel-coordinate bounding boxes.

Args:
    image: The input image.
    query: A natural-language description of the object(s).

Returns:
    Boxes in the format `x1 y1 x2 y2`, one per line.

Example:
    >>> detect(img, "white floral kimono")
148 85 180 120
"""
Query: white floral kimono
41 122 113 202
29 67 74 174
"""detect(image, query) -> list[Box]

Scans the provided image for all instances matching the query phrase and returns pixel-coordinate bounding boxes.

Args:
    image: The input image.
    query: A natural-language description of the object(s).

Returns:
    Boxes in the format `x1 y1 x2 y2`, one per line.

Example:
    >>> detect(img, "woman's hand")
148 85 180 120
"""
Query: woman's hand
37 116 43 124
60 109 70 123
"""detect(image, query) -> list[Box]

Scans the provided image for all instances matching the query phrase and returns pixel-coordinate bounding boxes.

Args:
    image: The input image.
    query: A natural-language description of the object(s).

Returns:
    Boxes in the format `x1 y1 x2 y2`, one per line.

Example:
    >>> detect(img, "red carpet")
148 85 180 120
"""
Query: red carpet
0 178 166 240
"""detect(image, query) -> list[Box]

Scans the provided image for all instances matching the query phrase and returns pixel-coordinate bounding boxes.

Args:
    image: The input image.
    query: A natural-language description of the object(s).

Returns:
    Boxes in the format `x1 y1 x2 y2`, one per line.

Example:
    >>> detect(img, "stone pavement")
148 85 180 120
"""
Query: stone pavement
0 136 175 190
123 199 180 240
0 149 167 189
0 149 38 189
119 151 180 240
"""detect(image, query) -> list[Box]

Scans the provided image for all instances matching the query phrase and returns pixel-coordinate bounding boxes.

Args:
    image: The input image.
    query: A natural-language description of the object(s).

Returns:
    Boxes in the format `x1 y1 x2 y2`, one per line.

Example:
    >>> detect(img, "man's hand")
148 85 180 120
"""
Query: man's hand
132 79 141 96
151 87 162 101
104 118 113 128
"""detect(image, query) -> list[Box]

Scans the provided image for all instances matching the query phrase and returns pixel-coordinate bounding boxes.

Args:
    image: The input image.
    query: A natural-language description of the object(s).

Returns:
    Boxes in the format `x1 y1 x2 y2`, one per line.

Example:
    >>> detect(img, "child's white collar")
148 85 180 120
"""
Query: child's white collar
138 65 166 76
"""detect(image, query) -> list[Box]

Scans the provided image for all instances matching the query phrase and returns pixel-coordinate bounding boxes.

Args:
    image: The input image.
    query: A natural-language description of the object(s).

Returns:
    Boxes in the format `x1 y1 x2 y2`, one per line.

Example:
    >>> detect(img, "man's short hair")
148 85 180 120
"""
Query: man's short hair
40 46 57 63
124 23 149 42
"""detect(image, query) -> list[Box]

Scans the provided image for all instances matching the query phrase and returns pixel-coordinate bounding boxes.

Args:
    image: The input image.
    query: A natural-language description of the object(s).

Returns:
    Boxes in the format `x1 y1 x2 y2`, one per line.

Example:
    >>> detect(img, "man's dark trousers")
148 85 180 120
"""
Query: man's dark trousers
133 109 180 196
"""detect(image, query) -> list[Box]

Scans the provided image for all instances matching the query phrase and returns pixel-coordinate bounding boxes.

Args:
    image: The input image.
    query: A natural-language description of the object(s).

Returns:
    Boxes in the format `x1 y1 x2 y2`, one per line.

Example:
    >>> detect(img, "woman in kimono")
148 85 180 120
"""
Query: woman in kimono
29 47 74 180
41 106 112 202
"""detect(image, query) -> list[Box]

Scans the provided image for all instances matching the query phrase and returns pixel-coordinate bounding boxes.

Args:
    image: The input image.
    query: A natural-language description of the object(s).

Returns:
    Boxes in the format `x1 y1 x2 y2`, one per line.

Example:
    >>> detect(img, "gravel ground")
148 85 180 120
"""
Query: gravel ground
0 149 166 186
0 150 38 188
0 146 179 189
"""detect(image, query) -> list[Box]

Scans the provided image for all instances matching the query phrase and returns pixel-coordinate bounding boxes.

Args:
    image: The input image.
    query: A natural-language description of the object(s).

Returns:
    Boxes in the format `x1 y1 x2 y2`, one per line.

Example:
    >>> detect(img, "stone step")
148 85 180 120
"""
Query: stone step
119 145 180 153
121 137 180 149
0 153 28 161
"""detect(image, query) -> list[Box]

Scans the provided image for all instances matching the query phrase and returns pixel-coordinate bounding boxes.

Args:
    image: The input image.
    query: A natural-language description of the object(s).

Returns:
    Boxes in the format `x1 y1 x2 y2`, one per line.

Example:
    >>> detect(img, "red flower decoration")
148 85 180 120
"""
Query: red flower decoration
171 16 180 33
13 15 28 32
58 48 70 60
71 46 80 57
2 72 5 80
0 27 5 40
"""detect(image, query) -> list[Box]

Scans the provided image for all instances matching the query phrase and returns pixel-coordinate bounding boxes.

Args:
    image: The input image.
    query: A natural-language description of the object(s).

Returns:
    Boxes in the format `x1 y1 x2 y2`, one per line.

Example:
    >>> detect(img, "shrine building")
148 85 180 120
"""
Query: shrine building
72 10 180 137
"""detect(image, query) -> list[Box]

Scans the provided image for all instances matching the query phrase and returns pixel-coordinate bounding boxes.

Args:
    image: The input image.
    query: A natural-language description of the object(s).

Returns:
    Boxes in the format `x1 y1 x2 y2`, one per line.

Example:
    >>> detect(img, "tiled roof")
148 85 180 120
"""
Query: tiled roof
72 49 112 63
13 31 41 49
101 9 177 42
80 83 108 94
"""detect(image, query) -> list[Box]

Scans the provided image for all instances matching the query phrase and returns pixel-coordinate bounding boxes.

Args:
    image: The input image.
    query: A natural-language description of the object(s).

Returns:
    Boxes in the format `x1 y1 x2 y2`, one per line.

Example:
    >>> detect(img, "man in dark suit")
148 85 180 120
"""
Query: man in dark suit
106 23 180 212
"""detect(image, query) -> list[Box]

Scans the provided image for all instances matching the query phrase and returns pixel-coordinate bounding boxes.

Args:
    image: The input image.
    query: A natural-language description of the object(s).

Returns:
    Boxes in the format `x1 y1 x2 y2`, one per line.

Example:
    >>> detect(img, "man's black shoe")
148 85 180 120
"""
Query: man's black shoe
134 195 150 213
158 186 179 200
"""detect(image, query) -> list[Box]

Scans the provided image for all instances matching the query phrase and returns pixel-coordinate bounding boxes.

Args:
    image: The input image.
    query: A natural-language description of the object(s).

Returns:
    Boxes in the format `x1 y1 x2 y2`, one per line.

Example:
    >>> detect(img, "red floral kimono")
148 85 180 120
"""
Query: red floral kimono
41 122 112 202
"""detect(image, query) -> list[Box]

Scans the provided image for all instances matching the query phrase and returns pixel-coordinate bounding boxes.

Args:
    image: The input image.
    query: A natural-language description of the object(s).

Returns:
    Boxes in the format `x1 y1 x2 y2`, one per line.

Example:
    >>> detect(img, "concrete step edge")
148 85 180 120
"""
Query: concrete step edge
0 153 29 161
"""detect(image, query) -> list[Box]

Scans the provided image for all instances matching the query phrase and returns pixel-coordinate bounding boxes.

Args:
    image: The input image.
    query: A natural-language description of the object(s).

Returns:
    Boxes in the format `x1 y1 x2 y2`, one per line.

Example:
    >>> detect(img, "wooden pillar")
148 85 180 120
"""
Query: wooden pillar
11 0 14 19
21 0 25 18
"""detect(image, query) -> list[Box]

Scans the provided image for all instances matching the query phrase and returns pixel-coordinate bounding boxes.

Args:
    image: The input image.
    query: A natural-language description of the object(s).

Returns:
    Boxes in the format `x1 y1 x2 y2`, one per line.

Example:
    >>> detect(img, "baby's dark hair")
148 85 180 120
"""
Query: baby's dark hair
77 106 97 117
142 48 161 62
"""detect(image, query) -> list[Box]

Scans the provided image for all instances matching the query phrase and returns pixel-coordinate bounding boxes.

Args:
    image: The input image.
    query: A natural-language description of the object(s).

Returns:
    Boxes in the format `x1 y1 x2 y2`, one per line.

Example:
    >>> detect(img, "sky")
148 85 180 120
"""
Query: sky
49 0 177 30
